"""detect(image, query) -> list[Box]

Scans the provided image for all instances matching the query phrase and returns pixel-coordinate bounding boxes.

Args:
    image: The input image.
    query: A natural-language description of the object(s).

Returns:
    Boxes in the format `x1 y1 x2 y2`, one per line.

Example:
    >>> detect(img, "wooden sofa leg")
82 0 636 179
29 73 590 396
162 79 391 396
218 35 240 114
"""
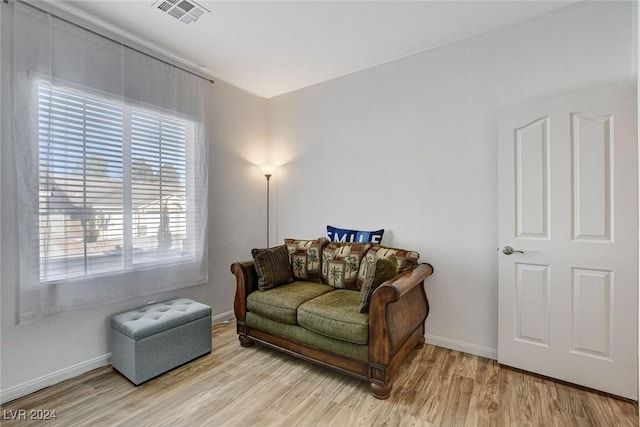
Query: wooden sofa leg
239 336 254 347
415 336 426 349
370 382 392 400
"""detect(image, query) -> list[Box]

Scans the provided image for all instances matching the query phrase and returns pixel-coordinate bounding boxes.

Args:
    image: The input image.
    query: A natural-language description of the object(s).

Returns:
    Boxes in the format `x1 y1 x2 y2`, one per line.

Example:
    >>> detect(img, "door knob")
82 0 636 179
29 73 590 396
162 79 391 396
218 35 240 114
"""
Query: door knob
502 246 524 255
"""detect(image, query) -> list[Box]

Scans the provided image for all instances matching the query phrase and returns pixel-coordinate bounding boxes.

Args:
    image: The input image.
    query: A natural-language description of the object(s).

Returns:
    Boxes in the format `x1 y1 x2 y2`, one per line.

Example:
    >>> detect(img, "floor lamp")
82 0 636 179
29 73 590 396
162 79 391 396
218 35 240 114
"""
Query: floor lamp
259 165 277 247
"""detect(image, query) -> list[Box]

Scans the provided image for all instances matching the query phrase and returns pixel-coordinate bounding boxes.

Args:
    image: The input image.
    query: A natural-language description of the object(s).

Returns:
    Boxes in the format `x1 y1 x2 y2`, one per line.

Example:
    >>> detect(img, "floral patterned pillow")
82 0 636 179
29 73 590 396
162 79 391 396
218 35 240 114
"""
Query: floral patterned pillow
356 245 419 289
321 242 371 289
284 237 328 283
359 256 398 313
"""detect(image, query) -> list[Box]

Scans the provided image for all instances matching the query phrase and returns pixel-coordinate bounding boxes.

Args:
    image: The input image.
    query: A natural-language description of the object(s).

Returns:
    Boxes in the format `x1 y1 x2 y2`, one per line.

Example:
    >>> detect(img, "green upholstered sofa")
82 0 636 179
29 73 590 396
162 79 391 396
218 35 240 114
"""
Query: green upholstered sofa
231 240 434 399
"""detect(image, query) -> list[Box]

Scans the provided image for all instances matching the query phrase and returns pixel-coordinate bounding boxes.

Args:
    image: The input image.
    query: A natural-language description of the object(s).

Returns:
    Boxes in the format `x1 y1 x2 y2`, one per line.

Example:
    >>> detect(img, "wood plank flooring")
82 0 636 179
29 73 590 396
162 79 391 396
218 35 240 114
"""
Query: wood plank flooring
1 320 637 426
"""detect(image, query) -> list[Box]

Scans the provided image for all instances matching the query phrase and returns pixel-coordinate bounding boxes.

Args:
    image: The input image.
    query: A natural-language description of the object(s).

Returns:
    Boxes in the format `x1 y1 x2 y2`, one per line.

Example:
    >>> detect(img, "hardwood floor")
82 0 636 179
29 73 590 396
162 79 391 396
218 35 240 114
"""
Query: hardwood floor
2 320 637 426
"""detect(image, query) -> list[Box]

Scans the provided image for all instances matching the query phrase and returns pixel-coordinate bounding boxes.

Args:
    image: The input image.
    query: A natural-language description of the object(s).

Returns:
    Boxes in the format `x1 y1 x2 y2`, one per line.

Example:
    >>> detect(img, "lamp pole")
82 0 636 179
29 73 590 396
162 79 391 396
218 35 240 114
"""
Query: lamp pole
265 173 271 247
259 164 277 248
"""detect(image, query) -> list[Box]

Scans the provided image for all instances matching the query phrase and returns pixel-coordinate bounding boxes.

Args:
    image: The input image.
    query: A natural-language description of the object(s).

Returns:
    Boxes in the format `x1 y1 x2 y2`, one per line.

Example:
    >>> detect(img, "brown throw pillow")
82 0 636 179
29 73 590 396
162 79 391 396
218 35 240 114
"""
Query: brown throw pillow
359 257 397 313
252 245 294 291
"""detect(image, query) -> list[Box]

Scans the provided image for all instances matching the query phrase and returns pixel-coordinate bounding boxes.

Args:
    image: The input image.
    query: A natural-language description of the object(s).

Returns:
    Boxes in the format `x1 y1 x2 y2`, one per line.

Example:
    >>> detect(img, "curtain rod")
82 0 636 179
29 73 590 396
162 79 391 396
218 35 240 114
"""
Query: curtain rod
8 0 215 84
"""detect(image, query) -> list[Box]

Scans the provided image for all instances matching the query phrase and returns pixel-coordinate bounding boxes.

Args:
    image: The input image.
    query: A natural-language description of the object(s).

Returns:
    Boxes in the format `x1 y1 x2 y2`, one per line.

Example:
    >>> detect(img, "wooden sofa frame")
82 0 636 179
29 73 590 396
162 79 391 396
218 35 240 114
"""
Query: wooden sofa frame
231 261 434 399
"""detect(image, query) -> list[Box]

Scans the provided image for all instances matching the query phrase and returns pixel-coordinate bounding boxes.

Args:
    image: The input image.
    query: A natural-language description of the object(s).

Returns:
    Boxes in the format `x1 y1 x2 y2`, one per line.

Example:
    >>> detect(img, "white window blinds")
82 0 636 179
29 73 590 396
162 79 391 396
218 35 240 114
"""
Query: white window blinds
130 111 189 264
39 84 125 281
38 83 194 283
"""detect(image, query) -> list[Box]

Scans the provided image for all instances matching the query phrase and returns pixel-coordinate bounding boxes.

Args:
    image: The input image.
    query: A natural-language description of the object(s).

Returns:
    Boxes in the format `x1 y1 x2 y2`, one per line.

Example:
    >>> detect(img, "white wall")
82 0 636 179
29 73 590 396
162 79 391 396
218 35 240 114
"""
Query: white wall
0 65 268 401
267 1 637 357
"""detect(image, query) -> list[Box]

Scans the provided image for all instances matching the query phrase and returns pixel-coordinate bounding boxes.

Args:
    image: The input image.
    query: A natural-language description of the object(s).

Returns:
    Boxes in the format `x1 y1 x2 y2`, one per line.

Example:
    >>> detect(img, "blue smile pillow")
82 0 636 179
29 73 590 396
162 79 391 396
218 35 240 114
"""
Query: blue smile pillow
326 225 384 244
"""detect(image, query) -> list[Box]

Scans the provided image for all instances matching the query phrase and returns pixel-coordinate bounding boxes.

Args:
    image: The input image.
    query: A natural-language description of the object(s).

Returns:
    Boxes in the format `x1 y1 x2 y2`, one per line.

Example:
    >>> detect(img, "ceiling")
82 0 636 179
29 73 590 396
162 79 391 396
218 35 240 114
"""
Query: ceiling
59 1 577 99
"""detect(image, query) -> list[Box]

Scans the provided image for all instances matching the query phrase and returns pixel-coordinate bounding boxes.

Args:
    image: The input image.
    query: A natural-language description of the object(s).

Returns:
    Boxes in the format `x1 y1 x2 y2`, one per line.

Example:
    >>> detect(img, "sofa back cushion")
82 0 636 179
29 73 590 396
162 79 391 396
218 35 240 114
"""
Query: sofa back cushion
358 257 398 313
252 245 294 291
356 245 420 289
321 242 371 290
284 237 328 283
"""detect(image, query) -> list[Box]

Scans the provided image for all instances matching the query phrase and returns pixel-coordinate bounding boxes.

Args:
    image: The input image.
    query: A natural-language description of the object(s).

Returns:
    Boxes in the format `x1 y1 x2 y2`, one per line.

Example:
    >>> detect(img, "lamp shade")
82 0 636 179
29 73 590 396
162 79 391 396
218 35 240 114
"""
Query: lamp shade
258 164 278 176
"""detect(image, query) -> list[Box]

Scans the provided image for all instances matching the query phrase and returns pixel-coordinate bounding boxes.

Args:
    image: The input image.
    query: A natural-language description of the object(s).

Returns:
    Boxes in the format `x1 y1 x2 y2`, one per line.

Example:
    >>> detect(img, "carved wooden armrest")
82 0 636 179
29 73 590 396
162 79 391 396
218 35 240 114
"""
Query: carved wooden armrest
231 261 259 322
374 263 433 302
368 263 433 398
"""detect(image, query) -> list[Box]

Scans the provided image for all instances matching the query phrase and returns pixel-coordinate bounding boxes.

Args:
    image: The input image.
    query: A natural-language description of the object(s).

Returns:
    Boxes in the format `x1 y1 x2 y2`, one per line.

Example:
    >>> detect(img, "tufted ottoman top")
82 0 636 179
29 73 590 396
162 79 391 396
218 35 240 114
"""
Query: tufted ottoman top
111 298 211 340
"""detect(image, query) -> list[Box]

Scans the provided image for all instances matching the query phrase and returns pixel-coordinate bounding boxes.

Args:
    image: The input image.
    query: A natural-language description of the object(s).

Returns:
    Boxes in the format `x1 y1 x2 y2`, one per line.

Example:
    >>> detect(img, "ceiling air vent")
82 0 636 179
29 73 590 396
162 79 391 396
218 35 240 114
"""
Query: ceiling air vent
152 0 210 24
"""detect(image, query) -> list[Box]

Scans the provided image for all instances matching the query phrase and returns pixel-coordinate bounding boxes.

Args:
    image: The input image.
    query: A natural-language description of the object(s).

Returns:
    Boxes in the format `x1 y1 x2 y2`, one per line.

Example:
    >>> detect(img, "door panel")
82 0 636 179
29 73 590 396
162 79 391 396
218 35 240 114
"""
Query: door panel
515 263 550 346
571 267 612 359
498 84 637 399
571 112 613 241
515 117 550 239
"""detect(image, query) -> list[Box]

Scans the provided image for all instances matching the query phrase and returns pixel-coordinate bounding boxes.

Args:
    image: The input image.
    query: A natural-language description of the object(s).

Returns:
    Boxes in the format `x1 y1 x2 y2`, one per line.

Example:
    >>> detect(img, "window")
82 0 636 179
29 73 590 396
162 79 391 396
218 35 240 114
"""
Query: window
38 83 194 282
8 3 209 323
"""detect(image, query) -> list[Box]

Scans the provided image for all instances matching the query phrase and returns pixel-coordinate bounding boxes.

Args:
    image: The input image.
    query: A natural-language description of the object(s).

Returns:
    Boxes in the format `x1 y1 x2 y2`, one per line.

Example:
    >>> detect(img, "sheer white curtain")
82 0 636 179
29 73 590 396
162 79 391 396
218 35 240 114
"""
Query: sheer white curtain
4 2 209 324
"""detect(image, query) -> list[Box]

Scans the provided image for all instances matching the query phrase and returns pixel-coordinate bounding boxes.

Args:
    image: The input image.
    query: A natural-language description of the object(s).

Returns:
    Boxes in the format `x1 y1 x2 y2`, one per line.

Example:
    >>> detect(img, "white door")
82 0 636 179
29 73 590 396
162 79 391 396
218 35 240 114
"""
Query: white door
498 84 638 399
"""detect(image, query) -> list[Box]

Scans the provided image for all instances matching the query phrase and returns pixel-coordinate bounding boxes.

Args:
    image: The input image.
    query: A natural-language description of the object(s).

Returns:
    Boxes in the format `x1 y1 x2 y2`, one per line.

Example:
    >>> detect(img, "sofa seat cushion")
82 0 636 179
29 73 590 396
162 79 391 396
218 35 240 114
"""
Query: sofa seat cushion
246 312 369 362
247 281 334 325
297 290 369 345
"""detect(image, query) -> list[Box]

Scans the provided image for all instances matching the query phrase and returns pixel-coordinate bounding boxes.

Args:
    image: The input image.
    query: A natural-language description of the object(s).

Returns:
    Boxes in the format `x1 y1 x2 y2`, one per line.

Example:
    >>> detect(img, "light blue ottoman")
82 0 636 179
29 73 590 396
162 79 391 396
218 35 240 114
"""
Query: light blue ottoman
110 298 212 385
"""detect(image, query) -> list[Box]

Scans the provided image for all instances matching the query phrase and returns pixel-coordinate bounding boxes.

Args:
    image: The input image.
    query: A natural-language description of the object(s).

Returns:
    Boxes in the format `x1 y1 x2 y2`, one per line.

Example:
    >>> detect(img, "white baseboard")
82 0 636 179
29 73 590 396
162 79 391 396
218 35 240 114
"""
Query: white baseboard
0 353 111 405
425 334 498 360
212 310 234 324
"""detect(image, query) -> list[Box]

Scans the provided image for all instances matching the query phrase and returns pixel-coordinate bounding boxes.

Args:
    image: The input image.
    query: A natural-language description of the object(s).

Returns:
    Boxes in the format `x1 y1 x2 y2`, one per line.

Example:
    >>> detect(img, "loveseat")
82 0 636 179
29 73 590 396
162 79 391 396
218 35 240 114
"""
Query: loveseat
231 238 434 399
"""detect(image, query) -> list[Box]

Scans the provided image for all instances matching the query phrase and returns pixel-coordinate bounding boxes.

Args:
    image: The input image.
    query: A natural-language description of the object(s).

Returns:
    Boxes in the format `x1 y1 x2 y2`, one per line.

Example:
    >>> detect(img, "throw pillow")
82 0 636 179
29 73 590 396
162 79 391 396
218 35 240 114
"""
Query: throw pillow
356 244 420 289
284 237 328 282
252 244 294 291
326 225 384 244
322 242 371 290
359 257 398 313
